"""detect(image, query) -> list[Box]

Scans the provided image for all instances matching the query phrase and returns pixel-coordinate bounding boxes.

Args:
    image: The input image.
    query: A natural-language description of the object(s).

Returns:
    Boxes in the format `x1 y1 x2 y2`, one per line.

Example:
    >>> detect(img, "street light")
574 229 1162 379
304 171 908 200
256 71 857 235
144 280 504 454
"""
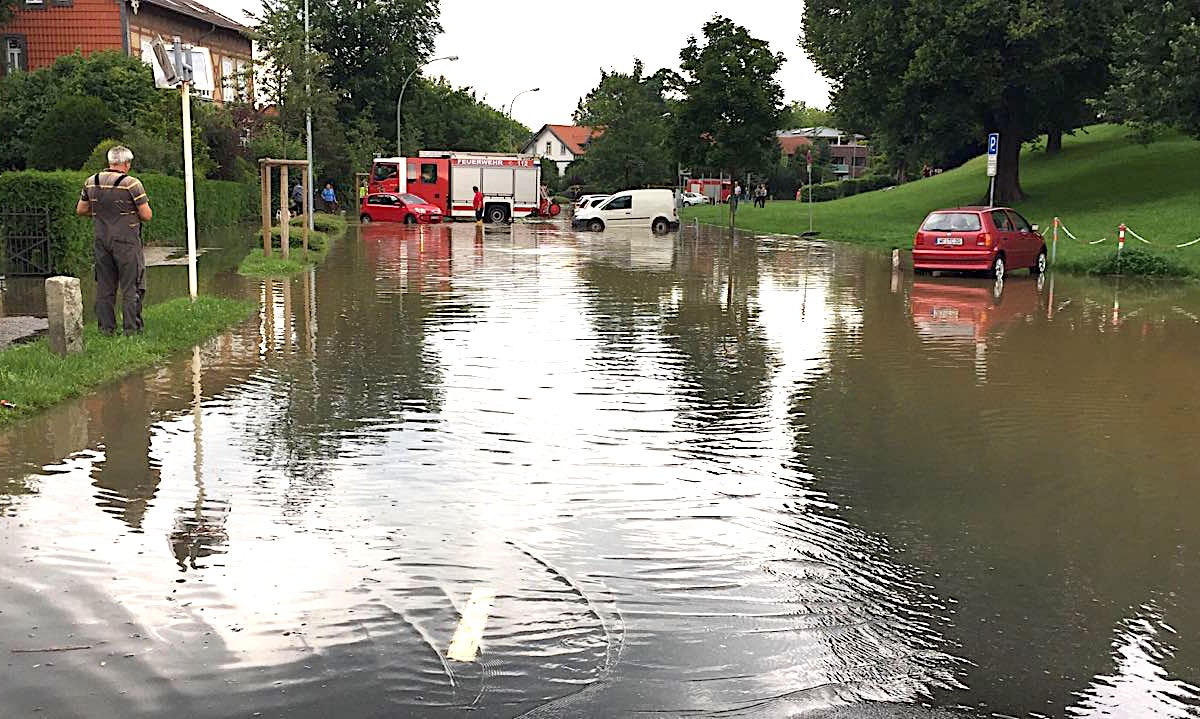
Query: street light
396 55 459 156
506 87 540 118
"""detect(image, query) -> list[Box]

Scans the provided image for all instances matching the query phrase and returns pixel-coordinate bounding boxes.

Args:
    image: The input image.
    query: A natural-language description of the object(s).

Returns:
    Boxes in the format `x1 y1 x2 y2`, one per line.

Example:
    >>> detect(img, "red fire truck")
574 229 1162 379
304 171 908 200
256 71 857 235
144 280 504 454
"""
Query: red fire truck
368 151 560 223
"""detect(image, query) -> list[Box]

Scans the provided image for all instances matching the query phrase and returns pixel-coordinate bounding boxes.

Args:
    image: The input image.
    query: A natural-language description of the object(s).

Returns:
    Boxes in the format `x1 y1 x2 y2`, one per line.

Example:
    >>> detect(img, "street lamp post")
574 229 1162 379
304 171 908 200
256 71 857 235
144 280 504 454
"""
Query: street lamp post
506 87 540 118
396 55 459 156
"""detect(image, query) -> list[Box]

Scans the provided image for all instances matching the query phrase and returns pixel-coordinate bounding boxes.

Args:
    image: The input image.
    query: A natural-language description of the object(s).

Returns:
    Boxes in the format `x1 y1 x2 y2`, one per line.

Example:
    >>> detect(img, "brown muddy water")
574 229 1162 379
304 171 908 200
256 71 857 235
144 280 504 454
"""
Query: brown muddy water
1 221 1199 718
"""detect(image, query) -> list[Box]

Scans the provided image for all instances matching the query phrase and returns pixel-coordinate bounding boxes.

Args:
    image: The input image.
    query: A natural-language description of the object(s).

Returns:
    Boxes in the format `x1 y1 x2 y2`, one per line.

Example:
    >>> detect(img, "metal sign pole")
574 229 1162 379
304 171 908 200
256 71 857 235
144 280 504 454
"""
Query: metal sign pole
304 0 315 231
181 80 198 301
989 177 995 208
807 162 813 233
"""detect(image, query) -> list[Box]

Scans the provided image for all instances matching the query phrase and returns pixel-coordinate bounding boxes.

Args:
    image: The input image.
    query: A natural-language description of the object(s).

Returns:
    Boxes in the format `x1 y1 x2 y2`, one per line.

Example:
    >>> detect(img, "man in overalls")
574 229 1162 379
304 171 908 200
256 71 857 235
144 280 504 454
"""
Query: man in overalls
75 145 153 336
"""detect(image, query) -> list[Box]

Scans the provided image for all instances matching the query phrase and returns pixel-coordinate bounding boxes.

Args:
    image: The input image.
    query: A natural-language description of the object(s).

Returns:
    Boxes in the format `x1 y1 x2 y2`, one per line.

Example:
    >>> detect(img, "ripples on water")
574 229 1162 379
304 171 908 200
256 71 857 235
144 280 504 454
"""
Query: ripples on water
1 222 1199 718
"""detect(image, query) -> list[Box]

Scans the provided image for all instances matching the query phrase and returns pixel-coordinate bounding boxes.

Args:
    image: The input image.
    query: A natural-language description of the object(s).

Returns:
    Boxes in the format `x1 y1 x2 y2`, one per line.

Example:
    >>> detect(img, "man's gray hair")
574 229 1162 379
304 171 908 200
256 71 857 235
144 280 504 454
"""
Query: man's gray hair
107 145 134 166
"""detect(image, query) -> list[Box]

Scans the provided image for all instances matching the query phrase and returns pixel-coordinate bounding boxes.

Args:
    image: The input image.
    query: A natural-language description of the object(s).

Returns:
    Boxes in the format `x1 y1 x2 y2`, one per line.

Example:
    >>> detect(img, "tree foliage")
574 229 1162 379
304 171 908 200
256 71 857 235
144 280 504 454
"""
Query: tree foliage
1102 1 1200 141
803 0 1119 201
675 16 785 180
573 59 677 190
780 101 834 130
28 96 114 171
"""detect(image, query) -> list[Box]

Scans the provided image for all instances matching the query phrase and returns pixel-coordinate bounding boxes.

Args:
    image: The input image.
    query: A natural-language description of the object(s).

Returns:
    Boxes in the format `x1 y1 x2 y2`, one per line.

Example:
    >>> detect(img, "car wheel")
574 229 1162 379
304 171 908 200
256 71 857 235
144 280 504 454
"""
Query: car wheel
651 217 671 235
992 254 1006 281
360 214 372 224
404 215 417 225
487 205 509 224
588 219 605 232
1031 249 1048 275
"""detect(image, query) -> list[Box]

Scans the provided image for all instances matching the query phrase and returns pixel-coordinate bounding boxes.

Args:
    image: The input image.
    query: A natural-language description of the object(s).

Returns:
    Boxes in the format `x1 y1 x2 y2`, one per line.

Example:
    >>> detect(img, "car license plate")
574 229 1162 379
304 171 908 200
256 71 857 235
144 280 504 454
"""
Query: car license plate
935 237 963 246
932 307 960 320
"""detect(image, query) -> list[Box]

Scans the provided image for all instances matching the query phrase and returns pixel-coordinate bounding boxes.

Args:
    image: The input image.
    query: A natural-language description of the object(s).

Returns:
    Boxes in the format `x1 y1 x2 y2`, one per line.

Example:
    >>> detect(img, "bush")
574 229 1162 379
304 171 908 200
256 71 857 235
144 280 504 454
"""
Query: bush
255 226 330 252
290 212 347 236
0 170 256 276
801 174 897 203
1086 247 1191 277
27 96 114 171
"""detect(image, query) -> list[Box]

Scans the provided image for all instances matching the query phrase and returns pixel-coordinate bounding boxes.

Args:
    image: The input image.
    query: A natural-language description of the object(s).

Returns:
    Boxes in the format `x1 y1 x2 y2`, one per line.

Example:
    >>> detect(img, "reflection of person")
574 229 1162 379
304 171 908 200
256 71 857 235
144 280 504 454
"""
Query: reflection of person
89 375 161 529
76 145 153 336
473 185 484 224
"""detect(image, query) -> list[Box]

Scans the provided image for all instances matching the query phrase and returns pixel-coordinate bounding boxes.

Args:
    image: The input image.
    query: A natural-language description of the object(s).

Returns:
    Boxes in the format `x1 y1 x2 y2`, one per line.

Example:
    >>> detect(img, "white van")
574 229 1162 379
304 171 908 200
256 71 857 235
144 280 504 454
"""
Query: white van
572 189 679 234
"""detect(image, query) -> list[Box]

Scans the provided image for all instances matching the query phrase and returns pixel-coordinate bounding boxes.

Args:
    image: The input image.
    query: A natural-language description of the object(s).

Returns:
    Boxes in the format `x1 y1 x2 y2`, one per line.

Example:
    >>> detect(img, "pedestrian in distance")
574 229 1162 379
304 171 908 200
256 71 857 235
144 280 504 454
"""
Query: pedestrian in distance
732 182 742 206
75 145 152 337
290 180 303 217
321 183 338 213
473 186 484 224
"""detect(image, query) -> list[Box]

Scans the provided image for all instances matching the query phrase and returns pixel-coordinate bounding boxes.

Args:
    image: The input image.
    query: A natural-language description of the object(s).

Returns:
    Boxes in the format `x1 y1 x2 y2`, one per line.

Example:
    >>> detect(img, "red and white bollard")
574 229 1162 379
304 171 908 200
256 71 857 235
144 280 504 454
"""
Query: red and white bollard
1118 223 1126 253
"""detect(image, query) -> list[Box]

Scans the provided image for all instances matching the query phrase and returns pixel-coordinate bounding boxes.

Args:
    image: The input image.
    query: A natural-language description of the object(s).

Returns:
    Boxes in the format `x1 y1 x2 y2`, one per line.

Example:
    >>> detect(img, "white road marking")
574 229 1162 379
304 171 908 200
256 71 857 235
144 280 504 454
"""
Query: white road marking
447 588 495 662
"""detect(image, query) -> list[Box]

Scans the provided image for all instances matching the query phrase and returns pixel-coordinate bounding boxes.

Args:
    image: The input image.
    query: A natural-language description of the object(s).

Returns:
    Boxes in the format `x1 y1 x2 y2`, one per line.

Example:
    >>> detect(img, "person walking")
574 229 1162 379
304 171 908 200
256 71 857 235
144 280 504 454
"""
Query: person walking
75 145 152 336
321 183 337 213
732 182 742 205
473 186 484 224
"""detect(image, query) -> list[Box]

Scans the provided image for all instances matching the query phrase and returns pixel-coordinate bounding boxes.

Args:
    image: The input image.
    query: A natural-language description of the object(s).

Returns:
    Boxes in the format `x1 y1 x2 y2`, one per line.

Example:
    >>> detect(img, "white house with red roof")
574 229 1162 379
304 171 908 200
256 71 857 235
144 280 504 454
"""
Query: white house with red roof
522 124 599 174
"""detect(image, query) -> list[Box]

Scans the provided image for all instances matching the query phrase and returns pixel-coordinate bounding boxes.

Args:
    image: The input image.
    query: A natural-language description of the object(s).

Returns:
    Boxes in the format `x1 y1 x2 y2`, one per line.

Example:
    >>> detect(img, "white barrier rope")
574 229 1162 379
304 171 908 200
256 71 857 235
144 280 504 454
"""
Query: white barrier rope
1058 219 1109 245
1125 227 1153 245
1177 237 1200 249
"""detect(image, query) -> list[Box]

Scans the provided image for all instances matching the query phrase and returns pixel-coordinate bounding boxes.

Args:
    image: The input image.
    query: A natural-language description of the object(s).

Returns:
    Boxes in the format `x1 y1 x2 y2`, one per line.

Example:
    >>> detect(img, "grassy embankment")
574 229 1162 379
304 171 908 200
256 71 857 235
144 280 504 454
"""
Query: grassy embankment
0 296 254 427
238 212 347 276
685 124 1200 277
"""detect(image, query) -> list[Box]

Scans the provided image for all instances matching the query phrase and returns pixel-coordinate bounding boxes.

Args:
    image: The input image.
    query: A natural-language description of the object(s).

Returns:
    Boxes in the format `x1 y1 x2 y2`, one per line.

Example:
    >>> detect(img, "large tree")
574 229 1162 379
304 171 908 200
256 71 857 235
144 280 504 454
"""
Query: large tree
1102 1 1200 141
675 16 785 225
573 59 677 190
804 0 1119 201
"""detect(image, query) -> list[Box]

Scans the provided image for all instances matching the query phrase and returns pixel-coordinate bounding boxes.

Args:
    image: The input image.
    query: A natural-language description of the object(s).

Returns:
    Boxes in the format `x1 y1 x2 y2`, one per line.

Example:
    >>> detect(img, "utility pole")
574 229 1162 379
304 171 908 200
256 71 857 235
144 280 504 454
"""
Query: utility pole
304 0 314 230
396 55 459 156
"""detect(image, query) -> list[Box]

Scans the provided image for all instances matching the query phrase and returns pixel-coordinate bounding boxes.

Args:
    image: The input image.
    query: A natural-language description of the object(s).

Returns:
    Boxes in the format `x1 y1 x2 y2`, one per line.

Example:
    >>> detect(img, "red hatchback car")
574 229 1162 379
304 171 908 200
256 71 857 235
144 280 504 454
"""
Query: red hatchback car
913 206 1047 279
359 192 444 225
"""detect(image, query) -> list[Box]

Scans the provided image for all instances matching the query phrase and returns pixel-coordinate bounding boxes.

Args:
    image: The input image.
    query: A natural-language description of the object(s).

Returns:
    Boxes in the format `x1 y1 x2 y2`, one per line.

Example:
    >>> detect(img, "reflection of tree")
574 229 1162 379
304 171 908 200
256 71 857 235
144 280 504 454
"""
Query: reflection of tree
89 375 162 530
235 231 474 511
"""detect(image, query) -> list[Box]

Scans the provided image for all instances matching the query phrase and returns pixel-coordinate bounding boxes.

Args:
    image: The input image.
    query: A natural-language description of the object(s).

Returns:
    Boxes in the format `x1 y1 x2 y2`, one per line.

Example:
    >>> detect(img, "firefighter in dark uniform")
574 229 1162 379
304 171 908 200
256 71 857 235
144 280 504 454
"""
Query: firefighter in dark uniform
75 145 153 336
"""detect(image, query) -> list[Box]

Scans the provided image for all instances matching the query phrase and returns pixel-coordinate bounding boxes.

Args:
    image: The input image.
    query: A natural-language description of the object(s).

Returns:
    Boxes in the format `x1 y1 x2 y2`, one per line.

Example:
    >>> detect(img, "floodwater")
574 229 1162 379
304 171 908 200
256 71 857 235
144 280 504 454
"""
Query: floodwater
2 221 1199 718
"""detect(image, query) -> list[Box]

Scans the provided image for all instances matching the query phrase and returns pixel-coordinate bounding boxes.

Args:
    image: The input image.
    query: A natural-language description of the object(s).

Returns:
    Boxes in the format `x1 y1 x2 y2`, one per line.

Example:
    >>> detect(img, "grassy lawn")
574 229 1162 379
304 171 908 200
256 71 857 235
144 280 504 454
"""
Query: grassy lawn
685 124 1200 277
0 296 254 427
239 212 345 276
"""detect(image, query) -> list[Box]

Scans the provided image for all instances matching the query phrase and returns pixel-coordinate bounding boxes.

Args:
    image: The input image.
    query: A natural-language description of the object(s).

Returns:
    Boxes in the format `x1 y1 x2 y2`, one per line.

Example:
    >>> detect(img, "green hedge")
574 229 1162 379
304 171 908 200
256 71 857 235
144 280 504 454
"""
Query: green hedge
0 170 255 277
804 173 897 202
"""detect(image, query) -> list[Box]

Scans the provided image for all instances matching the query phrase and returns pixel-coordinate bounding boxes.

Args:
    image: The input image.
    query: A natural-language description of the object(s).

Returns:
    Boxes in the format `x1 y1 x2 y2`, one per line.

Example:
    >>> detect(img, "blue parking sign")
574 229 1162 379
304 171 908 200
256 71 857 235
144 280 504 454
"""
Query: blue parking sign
988 133 999 155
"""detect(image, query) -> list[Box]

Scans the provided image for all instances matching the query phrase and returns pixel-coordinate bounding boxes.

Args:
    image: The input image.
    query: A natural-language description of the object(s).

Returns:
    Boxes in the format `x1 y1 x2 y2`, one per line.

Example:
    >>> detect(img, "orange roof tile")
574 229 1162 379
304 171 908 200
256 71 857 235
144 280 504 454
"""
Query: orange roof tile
544 125 600 156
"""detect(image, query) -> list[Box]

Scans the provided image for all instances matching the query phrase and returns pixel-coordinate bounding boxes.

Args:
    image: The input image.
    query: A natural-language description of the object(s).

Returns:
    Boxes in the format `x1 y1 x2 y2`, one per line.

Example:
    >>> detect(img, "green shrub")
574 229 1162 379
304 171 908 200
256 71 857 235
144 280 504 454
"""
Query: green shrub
0 170 255 276
255 226 330 252
290 212 346 236
27 96 114 171
1086 247 1192 277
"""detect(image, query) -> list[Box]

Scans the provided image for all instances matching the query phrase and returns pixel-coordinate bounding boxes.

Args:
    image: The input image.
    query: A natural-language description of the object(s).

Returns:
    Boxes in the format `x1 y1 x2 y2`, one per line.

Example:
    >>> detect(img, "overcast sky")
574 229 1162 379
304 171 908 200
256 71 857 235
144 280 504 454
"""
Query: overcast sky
206 0 832 131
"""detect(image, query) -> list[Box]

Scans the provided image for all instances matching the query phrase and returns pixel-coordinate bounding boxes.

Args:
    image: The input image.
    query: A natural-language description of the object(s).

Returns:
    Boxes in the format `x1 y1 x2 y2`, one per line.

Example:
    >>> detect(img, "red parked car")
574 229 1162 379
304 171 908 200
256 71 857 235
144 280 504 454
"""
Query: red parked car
359 192 444 224
912 206 1047 279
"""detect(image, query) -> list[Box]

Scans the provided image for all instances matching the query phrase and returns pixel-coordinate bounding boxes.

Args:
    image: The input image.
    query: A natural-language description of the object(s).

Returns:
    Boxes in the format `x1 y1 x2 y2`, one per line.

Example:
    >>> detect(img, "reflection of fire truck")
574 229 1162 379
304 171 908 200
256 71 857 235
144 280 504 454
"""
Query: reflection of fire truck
368 151 560 223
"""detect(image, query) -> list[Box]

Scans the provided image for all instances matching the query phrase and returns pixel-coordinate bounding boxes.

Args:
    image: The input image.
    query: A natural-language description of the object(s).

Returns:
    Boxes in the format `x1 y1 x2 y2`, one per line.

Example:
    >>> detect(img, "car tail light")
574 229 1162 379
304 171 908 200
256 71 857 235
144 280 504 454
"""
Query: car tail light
913 232 922 247
976 232 993 247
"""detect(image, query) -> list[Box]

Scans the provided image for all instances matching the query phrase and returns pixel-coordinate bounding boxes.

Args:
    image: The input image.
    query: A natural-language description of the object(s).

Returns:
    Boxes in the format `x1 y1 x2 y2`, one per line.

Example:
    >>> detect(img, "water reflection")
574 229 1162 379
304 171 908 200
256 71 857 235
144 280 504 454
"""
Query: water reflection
1 222 1199 718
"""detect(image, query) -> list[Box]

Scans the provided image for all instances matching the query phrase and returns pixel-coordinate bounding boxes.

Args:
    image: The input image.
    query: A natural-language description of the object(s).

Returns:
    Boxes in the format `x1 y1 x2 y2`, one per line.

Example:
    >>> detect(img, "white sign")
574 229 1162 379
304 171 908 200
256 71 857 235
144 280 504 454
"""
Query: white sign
986 133 999 177
141 40 214 94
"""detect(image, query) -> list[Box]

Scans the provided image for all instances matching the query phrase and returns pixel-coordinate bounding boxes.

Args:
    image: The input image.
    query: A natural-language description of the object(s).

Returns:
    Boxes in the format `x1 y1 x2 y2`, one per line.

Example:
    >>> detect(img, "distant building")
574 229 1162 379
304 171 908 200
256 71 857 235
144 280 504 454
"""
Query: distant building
1 0 252 104
777 127 871 179
522 124 599 174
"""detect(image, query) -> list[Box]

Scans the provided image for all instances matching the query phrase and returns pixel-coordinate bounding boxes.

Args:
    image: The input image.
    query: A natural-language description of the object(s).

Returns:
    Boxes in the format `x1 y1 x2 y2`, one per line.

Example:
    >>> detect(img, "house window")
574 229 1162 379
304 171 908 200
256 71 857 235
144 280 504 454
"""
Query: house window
3 36 27 75
22 0 45 8
545 141 552 155
560 143 566 155
221 57 234 99
51 0 73 6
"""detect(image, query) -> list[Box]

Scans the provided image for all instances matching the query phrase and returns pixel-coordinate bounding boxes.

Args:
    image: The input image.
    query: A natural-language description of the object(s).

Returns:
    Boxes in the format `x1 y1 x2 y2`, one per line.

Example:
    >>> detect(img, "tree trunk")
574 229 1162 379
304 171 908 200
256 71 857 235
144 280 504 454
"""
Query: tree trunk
1046 128 1063 155
992 128 1025 204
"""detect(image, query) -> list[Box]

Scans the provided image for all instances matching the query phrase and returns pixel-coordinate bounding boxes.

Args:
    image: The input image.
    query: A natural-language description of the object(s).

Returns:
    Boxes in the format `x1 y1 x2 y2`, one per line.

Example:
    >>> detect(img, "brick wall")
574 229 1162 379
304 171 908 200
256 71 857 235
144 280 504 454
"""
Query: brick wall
1 0 123 72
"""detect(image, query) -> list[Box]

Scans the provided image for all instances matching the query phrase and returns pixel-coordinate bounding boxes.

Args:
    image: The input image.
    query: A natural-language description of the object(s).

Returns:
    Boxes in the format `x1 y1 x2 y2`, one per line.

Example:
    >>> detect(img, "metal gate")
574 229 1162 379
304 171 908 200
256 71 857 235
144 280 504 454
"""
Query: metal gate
0 208 54 276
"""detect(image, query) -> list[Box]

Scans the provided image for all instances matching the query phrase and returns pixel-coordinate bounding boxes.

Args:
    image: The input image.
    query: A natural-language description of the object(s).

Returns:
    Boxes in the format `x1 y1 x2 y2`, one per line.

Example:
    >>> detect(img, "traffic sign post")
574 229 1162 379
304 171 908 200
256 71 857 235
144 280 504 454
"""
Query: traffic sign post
152 36 198 302
987 133 999 207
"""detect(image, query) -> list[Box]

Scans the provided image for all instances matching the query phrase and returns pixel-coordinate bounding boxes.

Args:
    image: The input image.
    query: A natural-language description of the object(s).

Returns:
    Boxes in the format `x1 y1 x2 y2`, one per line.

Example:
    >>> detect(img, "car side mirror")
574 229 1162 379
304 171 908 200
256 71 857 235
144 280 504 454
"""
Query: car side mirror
1031 224 1040 232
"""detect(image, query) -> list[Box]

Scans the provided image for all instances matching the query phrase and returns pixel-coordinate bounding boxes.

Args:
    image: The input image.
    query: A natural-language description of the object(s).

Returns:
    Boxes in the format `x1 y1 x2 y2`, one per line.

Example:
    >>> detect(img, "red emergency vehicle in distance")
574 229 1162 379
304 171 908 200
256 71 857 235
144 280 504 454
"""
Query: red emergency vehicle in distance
684 178 732 204
368 151 560 224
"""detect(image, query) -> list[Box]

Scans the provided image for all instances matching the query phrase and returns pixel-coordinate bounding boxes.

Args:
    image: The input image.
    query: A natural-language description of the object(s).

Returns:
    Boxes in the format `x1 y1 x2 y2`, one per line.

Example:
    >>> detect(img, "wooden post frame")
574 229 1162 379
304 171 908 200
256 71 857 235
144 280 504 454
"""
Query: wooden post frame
279 164 290 260
259 158 311 261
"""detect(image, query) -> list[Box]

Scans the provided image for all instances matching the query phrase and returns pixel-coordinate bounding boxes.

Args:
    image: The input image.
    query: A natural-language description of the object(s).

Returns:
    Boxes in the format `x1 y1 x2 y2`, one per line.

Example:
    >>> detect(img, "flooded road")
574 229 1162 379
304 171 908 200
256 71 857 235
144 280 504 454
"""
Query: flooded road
2 221 1199 718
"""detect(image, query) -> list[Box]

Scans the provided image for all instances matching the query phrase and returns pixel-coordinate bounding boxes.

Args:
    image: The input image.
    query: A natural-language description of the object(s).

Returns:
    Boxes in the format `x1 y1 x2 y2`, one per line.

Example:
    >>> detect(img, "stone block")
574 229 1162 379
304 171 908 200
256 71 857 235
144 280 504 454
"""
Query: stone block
45 276 84 356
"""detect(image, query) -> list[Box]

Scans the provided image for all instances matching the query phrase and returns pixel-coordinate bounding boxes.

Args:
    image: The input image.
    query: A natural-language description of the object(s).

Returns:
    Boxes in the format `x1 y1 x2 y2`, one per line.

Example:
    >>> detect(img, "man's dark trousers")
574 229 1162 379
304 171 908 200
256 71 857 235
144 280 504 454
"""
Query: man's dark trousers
95 234 145 335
